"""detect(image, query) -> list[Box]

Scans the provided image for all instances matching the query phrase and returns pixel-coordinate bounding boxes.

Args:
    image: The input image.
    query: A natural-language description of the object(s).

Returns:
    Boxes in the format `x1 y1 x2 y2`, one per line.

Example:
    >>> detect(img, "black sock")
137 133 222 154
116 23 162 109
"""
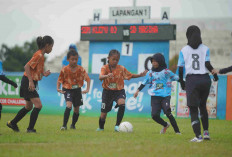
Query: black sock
116 105 125 126
11 107 30 124
99 117 105 129
72 112 79 126
199 106 209 131
152 115 167 127
189 107 201 138
28 108 41 130
166 113 180 133
63 107 71 127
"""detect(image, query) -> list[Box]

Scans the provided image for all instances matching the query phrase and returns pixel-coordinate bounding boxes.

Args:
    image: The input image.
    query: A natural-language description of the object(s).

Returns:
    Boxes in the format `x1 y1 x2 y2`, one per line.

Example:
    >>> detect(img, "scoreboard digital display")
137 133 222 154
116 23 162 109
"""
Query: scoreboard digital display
80 24 176 41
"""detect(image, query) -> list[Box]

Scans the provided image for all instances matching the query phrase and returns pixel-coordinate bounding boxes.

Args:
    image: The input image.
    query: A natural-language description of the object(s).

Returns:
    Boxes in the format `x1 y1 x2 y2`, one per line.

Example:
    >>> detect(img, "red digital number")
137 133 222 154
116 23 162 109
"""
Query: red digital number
139 26 158 33
81 26 91 34
110 26 117 34
130 26 137 33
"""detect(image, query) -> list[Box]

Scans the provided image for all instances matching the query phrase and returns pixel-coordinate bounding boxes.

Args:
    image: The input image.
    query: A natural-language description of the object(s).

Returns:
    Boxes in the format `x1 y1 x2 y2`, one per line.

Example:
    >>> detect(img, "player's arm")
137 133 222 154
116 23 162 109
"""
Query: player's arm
219 65 232 74
82 72 91 94
131 70 148 78
134 71 149 98
205 49 218 81
24 64 35 91
57 70 65 94
99 67 113 81
177 51 186 90
0 75 18 88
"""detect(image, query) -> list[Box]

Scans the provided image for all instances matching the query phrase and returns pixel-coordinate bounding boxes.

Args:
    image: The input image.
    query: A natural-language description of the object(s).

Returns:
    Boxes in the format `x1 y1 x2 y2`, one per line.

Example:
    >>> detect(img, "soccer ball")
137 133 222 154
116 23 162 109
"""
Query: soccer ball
119 121 133 133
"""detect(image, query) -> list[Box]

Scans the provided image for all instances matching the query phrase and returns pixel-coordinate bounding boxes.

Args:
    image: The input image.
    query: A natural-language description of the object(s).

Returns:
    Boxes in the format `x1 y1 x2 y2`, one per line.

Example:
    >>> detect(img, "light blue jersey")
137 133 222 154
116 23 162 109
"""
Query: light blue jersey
142 69 179 97
0 61 4 75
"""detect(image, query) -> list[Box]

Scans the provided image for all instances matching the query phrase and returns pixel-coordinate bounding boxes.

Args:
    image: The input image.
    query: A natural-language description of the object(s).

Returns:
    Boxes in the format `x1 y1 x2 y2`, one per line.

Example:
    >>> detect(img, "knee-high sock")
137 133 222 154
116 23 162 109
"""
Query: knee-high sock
199 106 209 131
11 107 30 124
0 103 2 119
152 114 167 127
99 117 105 129
166 113 180 133
28 108 41 130
116 105 125 126
63 107 71 127
189 106 201 138
72 112 79 126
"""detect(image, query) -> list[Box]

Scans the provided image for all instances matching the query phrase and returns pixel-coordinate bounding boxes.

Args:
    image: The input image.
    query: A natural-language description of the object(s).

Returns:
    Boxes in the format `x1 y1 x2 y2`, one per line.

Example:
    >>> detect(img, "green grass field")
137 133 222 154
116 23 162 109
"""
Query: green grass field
0 113 232 157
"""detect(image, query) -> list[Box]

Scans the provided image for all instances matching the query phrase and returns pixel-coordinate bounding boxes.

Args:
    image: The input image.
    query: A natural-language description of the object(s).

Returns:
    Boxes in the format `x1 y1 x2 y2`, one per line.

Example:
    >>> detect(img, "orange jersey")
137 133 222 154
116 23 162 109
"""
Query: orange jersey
24 50 45 81
58 65 90 89
101 64 133 90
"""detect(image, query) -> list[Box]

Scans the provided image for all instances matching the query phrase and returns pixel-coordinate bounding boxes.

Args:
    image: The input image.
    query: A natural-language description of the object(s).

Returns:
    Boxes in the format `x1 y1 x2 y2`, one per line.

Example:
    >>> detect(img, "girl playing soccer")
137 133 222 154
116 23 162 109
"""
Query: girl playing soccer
57 49 90 130
96 49 147 132
7 36 54 133
177 25 218 142
134 53 181 134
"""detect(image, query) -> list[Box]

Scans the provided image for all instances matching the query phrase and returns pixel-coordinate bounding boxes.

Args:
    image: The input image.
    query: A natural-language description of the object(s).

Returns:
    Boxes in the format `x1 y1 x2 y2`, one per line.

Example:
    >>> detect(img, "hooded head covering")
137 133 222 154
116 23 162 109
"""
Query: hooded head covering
69 44 78 52
186 25 202 49
150 53 167 72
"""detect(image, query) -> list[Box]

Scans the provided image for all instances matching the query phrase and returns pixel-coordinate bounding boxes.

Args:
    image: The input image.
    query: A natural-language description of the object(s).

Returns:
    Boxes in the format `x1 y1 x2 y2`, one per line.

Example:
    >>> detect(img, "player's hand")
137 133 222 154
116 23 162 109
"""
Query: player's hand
211 69 218 75
107 73 114 78
140 70 148 77
28 81 35 91
57 89 66 94
133 90 139 98
82 89 89 94
213 74 219 82
43 70 51 77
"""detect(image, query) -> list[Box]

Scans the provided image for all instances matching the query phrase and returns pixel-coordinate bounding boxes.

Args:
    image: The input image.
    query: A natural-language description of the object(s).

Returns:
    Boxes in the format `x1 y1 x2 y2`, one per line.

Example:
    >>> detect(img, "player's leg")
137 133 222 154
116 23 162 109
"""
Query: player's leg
97 89 112 131
162 96 180 134
7 100 33 132
61 101 72 130
71 106 80 129
0 103 2 120
199 76 211 140
115 98 125 131
151 96 169 133
27 97 42 133
70 88 82 129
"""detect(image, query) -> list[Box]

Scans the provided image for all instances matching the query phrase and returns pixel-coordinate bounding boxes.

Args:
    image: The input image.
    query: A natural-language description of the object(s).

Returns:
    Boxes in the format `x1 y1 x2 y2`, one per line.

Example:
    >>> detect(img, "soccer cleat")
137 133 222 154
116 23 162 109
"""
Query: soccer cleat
96 128 104 131
160 122 170 134
60 126 67 130
70 125 76 130
176 132 182 135
190 136 203 142
6 121 19 132
114 125 119 132
203 130 210 140
27 129 36 133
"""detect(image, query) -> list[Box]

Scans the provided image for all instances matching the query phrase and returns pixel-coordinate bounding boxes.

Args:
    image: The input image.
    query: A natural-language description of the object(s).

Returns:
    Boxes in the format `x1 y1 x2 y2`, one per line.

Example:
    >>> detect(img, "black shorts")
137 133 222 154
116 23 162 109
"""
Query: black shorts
186 74 211 107
101 89 126 113
20 75 39 101
151 96 171 116
63 88 83 107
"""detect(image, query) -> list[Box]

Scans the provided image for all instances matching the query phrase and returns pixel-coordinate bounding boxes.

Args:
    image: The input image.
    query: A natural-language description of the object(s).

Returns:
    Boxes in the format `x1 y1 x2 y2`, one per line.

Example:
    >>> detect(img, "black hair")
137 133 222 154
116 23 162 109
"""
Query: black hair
108 49 120 58
67 49 78 59
36 36 54 49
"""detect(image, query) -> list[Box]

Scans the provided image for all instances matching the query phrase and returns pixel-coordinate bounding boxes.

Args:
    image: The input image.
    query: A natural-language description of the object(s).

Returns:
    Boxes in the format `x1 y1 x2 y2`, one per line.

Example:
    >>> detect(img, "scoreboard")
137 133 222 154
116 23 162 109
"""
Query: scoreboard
81 24 176 41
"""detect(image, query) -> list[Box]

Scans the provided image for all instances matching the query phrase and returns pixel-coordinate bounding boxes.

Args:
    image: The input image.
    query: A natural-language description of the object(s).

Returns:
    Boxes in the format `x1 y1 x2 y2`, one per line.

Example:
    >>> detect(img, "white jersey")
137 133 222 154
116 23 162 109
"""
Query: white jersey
177 44 210 75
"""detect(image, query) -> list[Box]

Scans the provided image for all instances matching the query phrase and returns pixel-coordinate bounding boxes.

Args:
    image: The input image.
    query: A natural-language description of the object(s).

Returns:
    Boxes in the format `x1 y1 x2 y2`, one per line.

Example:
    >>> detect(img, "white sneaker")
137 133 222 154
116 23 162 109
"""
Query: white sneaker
190 136 203 142
203 130 210 140
160 122 170 134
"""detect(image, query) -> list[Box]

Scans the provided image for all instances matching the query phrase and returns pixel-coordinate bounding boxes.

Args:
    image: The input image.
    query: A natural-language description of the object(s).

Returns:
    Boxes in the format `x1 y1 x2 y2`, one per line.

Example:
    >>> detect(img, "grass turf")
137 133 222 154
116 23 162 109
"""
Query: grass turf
0 113 232 157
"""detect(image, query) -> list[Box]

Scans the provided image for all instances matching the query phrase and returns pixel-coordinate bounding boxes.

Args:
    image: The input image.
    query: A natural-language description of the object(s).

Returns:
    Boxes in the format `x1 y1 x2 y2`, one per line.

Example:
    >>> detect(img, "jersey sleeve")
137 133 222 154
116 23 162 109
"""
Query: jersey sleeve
205 49 210 61
123 67 133 80
177 51 185 67
100 66 107 75
141 71 150 85
82 68 90 82
27 53 43 69
167 70 179 81
57 69 65 84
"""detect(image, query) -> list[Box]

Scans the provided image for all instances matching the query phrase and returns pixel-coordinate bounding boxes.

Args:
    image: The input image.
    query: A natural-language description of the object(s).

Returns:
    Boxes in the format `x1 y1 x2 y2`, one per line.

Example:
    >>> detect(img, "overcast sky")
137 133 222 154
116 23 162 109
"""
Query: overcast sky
0 0 232 61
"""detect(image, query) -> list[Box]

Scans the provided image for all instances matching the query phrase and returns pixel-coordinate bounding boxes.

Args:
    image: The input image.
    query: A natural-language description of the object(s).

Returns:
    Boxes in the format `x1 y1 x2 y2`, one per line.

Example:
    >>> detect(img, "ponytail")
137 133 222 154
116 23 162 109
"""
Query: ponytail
36 36 54 49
